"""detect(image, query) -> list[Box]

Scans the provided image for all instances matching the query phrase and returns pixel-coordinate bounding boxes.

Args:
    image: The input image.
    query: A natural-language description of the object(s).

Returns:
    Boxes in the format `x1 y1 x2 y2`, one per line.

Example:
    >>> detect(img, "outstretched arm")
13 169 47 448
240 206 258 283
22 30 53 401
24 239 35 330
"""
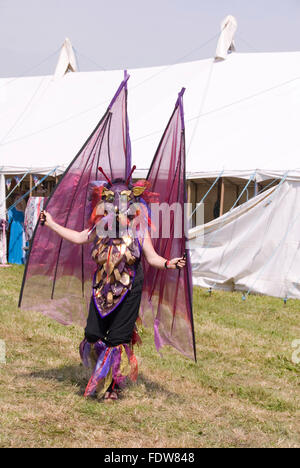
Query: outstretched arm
40 210 96 245
142 231 186 270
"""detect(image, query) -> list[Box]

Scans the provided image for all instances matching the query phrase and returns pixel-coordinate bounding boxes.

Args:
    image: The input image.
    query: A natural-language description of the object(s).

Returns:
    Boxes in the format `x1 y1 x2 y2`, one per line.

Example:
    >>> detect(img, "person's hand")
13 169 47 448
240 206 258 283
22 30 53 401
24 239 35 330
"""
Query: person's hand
168 255 186 269
40 210 53 227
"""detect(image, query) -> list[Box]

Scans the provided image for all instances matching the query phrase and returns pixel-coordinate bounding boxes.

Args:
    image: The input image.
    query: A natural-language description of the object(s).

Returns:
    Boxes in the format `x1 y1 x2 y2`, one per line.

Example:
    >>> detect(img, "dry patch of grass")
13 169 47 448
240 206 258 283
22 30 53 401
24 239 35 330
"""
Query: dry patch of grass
0 265 299 448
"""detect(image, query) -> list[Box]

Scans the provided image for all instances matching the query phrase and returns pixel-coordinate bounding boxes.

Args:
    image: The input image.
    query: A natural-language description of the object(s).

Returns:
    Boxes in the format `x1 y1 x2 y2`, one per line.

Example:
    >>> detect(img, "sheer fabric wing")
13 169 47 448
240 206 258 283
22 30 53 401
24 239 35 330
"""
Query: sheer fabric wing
140 91 196 361
19 77 131 326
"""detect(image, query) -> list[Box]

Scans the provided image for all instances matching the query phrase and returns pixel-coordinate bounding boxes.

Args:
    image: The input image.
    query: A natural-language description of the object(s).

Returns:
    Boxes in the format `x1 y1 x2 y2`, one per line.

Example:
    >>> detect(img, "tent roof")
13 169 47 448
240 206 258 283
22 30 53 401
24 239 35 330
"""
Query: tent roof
1 50 300 181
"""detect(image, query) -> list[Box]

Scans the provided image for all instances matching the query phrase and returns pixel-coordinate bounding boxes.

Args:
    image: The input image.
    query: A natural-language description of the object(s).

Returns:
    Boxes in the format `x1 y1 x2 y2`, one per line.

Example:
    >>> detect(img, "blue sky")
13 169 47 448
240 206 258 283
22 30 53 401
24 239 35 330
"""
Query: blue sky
0 0 300 77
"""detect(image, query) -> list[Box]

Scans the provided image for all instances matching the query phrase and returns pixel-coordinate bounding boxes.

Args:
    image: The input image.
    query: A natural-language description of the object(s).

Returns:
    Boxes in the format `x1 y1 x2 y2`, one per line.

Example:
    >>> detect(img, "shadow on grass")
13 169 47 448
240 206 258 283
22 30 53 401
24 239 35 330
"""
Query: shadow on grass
26 366 184 402
27 364 89 396
134 373 184 403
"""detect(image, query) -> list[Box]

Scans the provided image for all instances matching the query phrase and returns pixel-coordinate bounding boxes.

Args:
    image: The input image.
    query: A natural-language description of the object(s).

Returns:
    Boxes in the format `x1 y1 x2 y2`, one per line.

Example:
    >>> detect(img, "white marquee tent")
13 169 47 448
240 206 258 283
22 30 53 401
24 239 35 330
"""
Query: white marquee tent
1 28 300 299
1 48 300 180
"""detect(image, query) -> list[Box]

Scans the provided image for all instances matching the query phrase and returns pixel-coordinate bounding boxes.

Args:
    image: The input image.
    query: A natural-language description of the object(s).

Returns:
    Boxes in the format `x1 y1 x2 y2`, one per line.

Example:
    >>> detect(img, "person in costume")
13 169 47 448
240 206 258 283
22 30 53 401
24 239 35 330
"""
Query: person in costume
19 75 196 403
40 173 186 400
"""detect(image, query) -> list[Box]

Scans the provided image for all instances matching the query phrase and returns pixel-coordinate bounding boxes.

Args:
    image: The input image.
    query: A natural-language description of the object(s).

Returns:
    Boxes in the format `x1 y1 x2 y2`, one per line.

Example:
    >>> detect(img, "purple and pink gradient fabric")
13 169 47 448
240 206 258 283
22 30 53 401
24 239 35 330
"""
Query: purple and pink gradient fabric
19 75 132 326
140 90 196 361
19 75 196 361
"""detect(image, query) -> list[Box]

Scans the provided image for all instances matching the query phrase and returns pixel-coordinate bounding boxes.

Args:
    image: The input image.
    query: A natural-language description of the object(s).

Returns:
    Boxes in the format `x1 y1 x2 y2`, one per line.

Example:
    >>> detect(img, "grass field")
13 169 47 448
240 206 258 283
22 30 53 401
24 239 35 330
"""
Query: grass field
0 265 299 448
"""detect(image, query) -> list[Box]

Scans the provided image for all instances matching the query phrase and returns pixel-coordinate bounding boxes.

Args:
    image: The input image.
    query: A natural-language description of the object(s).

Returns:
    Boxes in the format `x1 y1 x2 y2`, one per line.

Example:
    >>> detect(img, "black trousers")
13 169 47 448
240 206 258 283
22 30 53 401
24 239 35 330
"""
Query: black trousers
84 262 144 347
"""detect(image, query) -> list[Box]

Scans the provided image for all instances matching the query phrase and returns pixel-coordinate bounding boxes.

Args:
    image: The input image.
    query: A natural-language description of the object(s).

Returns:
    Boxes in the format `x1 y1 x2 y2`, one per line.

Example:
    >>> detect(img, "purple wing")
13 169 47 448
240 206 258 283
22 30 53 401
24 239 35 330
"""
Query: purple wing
18 74 132 326
140 89 196 361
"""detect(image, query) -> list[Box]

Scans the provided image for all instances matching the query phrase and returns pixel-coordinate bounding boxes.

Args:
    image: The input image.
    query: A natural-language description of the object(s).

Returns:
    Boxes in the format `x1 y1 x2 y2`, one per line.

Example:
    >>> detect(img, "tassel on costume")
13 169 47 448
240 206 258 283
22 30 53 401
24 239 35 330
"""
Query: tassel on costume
79 339 139 399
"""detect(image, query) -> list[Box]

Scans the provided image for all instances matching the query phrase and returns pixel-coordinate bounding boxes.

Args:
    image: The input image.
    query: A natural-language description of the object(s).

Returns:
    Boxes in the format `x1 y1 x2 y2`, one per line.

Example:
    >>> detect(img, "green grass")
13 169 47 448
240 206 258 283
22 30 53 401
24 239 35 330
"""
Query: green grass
0 265 299 448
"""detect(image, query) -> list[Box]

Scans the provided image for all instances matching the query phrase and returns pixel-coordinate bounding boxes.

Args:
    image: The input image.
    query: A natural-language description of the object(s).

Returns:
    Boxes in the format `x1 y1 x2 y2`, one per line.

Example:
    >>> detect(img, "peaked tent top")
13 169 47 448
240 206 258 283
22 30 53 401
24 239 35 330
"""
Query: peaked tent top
215 15 237 60
54 38 77 80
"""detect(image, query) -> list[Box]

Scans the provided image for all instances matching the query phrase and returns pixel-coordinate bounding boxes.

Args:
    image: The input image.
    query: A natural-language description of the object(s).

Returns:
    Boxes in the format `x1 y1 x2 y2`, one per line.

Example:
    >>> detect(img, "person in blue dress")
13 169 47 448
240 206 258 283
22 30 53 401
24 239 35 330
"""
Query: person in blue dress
7 195 26 265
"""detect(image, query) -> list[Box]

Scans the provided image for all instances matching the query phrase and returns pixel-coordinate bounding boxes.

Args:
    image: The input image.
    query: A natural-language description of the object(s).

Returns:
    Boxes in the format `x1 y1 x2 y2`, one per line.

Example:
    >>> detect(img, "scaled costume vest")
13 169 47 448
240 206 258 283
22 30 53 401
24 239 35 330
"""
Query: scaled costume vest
92 234 141 318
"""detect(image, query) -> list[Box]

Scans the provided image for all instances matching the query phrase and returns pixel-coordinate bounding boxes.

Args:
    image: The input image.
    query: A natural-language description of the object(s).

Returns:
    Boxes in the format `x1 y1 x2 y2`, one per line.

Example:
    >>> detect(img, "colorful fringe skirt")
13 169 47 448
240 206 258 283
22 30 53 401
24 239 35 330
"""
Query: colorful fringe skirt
80 338 139 399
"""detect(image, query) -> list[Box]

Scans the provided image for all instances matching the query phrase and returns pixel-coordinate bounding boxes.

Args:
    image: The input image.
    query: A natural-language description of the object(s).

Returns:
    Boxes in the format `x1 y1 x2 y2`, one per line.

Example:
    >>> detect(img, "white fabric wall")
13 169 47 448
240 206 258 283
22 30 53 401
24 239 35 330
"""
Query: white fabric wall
189 181 300 300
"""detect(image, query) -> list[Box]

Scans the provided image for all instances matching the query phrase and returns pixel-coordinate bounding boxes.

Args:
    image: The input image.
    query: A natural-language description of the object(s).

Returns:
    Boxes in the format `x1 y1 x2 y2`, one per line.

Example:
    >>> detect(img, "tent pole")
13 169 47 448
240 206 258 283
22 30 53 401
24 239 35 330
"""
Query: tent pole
29 174 33 194
187 181 192 228
254 178 258 197
187 181 197 227
196 182 201 225
191 180 196 227
219 177 225 216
